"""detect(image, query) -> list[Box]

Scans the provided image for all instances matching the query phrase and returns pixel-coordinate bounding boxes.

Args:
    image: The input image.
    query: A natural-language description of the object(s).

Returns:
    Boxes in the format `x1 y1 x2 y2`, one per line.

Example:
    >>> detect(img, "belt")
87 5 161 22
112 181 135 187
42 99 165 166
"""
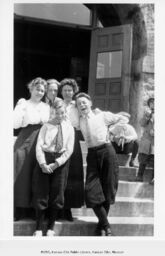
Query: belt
88 143 110 152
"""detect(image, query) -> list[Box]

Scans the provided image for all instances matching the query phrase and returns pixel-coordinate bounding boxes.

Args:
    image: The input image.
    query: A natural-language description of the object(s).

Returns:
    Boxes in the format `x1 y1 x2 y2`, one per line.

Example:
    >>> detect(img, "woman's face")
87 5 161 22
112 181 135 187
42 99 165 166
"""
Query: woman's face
30 84 45 101
61 85 74 101
47 83 58 102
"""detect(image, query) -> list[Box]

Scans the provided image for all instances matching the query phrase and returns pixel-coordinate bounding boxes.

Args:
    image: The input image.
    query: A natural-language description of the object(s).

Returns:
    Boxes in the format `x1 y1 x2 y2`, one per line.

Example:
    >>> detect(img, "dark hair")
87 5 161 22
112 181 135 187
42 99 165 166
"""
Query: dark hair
75 92 92 102
59 78 79 95
147 97 154 107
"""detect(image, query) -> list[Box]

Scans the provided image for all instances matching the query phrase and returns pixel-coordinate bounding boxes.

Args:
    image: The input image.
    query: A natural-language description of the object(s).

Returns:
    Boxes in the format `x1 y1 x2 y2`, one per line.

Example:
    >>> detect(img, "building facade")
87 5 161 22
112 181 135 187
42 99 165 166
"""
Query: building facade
14 3 154 135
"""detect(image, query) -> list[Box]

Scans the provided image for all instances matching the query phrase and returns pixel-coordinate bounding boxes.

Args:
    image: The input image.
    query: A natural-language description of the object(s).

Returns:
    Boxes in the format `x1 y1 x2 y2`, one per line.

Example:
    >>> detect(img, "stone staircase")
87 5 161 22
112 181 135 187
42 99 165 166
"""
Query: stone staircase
14 142 154 236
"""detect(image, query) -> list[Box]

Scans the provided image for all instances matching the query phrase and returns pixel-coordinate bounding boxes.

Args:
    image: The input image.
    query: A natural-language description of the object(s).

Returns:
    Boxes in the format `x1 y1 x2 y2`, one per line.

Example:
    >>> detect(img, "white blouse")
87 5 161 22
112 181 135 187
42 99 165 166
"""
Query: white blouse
64 101 80 129
14 98 50 129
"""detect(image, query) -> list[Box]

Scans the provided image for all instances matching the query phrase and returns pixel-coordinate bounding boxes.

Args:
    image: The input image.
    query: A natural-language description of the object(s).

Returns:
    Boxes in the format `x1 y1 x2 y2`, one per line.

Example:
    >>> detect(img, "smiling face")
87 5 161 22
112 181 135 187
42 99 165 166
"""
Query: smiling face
76 96 92 116
47 83 58 102
61 85 74 102
30 84 45 102
55 106 66 123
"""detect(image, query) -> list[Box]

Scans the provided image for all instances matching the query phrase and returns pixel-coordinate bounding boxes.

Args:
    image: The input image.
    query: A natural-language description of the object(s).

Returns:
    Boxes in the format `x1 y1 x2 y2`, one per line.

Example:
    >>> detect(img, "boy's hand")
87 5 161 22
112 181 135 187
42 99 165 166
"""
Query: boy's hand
41 163 53 174
48 162 59 172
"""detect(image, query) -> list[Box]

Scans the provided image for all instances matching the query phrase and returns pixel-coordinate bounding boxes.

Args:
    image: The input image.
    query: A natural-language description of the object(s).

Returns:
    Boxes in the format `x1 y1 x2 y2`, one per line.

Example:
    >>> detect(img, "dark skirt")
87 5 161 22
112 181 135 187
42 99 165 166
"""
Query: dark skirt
85 143 119 208
64 130 84 208
14 124 42 208
32 152 70 210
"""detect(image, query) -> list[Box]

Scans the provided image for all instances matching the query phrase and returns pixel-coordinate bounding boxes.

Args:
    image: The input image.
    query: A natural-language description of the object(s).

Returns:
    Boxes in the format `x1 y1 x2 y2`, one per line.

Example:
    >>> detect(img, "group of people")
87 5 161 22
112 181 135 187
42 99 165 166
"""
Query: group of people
14 77 154 237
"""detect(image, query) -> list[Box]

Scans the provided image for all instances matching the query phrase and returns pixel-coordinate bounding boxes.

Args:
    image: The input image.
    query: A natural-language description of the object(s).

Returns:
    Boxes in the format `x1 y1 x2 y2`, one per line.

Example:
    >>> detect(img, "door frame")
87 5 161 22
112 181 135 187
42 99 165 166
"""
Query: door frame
88 24 133 113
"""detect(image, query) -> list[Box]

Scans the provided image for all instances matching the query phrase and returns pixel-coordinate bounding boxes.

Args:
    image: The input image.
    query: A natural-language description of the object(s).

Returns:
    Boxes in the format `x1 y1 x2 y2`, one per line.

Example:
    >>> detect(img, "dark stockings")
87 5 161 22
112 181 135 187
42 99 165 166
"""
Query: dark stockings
36 210 45 230
93 204 110 229
47 208 58 230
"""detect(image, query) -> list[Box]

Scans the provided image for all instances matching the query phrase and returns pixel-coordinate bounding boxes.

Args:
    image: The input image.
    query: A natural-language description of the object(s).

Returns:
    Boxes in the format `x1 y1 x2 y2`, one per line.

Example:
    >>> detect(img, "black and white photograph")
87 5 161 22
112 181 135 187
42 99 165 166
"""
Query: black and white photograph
0 0 165 255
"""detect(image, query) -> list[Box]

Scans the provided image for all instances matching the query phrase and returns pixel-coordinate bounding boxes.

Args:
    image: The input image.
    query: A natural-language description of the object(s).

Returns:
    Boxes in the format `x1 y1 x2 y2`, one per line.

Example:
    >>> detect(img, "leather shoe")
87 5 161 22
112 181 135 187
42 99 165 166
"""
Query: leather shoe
129 160 135 167
135 176 143 182
64 209 73 221
105 227 112 236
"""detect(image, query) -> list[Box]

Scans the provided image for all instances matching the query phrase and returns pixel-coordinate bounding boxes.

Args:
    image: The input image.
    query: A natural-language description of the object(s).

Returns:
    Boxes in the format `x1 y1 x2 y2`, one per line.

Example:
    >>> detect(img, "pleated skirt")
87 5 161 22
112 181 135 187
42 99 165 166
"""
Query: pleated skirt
14 124 41 208
64 130 84 208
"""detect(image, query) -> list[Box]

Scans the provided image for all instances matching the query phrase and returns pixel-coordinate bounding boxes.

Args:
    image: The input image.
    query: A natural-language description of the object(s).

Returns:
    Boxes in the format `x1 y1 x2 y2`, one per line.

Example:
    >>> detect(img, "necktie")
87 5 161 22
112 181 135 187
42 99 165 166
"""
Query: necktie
84 116 93 146
55 124 63 152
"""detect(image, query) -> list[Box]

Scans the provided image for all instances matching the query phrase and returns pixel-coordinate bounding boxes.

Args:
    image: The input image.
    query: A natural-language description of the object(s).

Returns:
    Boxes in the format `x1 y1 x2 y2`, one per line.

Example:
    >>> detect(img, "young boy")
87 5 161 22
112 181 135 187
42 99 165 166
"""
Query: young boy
136 97 154 182
32 99 75 236
75 93 129 236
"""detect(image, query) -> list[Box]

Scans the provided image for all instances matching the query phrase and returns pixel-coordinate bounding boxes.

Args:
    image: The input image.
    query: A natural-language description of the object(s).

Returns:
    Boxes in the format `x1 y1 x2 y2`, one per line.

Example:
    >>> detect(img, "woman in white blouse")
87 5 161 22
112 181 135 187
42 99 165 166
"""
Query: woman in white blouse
14 77 50 221
58 78 84 221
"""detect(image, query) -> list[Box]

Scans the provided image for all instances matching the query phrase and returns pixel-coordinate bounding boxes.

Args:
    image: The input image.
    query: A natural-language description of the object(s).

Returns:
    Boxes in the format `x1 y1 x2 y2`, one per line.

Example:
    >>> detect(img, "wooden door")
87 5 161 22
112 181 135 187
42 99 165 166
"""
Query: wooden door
88 24 132 113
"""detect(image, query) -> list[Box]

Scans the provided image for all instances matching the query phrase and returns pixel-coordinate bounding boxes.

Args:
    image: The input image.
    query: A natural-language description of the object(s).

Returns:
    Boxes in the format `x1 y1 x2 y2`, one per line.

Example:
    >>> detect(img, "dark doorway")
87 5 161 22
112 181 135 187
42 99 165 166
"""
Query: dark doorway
14 17 91 106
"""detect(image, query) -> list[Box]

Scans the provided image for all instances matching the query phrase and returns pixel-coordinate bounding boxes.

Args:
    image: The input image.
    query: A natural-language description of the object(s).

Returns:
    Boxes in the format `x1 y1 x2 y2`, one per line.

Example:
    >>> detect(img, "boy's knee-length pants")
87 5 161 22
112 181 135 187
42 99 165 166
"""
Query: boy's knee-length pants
32 152 70 211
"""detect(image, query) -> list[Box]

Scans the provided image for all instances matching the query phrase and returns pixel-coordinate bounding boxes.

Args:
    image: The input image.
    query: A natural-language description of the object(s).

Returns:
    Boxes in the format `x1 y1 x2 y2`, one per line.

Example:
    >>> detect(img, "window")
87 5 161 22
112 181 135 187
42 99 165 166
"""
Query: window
96 51 122 78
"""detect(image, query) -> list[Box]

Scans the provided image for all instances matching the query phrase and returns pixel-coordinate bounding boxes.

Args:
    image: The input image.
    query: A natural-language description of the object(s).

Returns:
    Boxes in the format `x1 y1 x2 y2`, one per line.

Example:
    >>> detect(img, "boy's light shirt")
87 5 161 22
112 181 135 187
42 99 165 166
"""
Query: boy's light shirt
79 110 129 148
109 123 138 144
36 119 75 167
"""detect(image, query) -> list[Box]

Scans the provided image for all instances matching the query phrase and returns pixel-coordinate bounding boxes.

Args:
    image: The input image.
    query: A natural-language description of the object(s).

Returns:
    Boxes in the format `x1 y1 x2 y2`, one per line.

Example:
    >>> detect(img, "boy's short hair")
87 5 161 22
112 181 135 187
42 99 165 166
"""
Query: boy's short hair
75 92 92 102
147 97 154 107
53 98 65 110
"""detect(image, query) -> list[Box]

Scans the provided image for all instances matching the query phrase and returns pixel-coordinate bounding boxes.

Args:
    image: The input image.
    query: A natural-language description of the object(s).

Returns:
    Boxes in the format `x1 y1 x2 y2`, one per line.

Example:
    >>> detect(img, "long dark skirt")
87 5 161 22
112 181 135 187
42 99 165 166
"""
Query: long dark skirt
64 130 84 208
32 152 70 211
85 143 119 208
14 124 42 208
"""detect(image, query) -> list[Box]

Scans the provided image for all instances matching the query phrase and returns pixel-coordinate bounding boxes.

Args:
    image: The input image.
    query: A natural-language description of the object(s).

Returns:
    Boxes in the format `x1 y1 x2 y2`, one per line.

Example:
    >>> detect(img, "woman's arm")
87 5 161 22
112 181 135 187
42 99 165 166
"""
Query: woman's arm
14 98 27 129
36 124 47 166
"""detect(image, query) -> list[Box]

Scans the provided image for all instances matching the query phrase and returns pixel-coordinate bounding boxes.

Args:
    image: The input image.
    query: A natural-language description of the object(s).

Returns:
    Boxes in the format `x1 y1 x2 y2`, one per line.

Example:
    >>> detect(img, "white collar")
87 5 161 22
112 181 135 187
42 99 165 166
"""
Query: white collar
81 110 94 119
64 100 75 107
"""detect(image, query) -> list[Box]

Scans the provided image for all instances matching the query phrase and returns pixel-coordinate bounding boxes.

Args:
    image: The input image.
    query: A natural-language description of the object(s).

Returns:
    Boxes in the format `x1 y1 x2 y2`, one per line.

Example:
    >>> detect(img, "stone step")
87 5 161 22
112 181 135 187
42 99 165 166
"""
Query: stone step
80 141 139 167
118 166 153 182
72 197 153 217
116 181 154 198
82 152 138 167
14 216 154 236
83 164 153 182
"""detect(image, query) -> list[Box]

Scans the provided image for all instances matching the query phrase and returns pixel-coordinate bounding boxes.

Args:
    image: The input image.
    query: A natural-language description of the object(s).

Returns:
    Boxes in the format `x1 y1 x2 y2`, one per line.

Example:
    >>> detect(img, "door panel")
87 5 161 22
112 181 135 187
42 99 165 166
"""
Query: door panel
88 25 132 113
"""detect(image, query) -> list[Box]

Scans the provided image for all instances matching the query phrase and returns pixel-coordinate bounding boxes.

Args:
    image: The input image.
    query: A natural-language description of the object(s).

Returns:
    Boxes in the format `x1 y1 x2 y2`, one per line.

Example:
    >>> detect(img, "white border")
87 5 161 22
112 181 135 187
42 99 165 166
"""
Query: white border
0 0 165 254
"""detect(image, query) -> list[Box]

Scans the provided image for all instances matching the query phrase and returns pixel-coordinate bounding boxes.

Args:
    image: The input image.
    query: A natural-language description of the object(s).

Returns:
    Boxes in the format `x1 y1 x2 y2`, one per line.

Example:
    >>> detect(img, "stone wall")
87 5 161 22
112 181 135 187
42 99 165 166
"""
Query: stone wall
140 4 154 107
124 4 154 135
